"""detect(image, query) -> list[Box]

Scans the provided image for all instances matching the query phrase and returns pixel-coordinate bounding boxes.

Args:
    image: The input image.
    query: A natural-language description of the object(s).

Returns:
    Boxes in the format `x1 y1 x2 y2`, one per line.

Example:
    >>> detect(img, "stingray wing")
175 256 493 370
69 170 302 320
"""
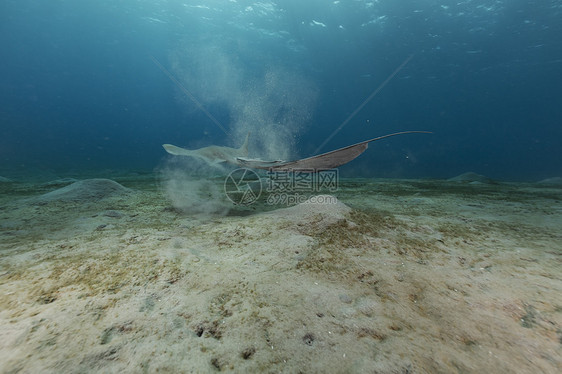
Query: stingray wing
234 143 367 172
235 158 287 168
268 142 368 172
240 131 431 172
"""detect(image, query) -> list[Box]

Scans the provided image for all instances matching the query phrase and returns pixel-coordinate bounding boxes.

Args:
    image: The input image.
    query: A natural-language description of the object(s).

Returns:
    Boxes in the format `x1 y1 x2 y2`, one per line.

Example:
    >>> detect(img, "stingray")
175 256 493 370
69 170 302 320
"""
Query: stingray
164 131 430 172
236 131 431 172
163 133 250 165
155 55 428 172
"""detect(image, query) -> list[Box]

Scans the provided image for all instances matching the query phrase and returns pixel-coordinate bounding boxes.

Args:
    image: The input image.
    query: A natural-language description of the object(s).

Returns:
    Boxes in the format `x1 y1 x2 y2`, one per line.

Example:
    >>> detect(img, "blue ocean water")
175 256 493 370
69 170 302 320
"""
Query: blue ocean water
1 0 561 181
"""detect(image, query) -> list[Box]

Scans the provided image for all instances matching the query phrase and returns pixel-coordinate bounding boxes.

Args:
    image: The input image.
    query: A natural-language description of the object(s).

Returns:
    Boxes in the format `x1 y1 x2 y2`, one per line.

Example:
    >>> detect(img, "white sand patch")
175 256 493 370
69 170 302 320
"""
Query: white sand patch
1 177 561 373
34 179 131 203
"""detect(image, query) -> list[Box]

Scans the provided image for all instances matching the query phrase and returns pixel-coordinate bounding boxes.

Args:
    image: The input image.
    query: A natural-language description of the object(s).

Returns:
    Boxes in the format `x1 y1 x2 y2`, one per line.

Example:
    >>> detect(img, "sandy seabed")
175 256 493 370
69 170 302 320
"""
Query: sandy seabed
0 174 561 373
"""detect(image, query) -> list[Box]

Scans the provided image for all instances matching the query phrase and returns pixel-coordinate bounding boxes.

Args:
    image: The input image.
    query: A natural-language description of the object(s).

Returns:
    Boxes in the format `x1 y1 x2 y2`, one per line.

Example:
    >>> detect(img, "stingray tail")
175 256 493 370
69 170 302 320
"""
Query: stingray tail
239 132 250 157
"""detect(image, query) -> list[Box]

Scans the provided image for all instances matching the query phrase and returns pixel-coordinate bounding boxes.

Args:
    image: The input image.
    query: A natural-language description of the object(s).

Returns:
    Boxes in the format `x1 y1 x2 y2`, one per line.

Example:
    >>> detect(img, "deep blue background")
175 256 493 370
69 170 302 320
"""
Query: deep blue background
1 0 561 180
